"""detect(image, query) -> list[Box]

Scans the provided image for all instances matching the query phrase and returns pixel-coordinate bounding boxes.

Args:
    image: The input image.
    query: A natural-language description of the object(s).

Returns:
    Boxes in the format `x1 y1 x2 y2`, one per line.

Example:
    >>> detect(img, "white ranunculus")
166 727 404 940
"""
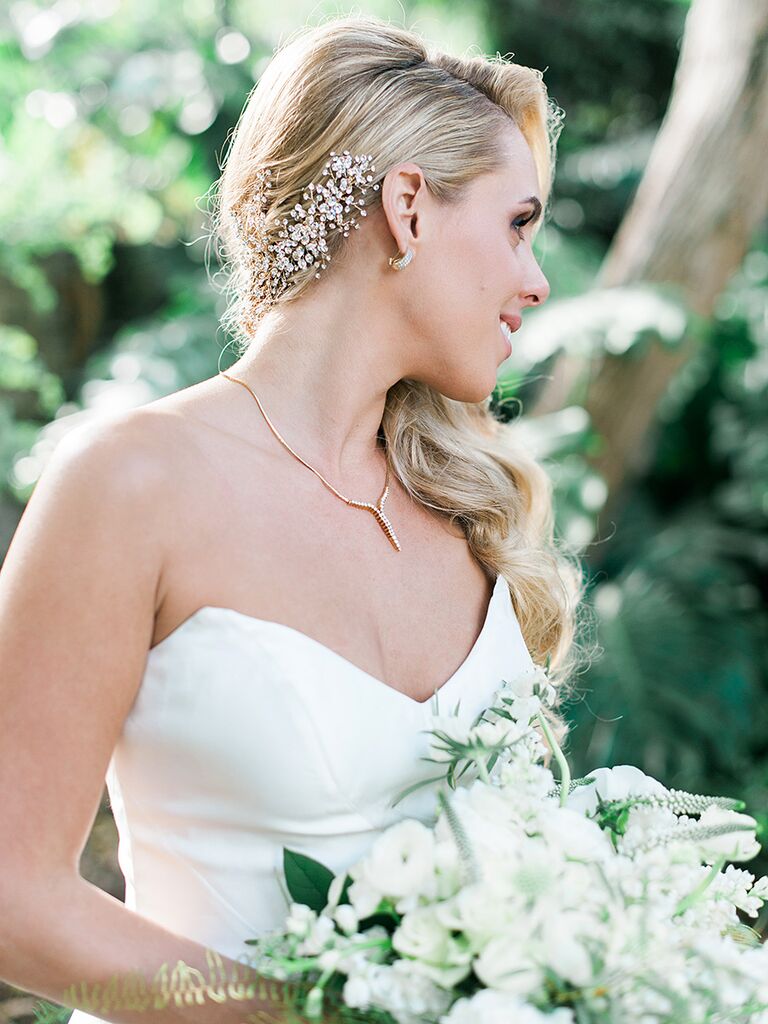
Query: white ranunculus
352 819 437 908
696 807 761 863
565 764 669 817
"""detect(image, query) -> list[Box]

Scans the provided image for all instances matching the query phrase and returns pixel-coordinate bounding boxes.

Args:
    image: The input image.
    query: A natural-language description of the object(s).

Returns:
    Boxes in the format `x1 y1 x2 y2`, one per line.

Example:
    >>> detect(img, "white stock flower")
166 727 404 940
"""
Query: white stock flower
285 902 316 938
333 902 359 934
295 912 335 955
345 959 453 1023
343 971 374 1009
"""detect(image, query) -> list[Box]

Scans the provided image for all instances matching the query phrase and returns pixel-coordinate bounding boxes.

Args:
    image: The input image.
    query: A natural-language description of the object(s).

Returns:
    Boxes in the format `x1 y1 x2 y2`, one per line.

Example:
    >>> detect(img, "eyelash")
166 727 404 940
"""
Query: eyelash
511 214 534 239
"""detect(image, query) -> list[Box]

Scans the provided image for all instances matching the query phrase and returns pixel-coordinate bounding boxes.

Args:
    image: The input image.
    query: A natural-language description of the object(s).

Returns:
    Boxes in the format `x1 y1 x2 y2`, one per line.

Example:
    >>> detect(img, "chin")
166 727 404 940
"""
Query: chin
438 375 497 404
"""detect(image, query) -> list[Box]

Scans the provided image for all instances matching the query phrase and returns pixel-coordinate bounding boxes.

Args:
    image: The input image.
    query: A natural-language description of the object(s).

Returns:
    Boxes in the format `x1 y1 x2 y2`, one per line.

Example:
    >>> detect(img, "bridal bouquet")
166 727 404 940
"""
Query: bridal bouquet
242 665 768 1024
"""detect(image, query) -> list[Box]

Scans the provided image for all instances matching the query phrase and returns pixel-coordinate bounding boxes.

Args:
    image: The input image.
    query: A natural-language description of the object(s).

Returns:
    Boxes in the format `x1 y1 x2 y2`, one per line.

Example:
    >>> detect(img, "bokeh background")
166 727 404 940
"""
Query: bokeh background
1 0 767 1019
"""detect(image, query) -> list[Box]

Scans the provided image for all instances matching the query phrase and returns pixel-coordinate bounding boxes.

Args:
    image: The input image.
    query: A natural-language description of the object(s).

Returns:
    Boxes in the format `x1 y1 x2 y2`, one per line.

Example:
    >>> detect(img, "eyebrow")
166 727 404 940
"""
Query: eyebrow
518 196 543 222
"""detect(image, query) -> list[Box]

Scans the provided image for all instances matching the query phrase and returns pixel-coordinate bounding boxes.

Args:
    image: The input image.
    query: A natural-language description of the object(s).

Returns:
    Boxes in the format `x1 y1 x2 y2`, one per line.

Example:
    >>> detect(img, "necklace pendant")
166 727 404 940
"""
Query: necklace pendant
347 497 402 551
372 505 402 552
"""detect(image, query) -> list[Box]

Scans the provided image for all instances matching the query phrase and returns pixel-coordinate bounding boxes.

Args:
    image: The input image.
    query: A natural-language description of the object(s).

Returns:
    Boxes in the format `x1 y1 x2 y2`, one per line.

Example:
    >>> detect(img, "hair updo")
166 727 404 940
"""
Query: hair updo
206 14 592 754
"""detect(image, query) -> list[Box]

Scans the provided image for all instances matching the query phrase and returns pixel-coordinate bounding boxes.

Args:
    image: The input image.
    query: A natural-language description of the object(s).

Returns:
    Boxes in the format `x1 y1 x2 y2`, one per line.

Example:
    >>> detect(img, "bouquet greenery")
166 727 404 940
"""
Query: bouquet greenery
241 664 768 1024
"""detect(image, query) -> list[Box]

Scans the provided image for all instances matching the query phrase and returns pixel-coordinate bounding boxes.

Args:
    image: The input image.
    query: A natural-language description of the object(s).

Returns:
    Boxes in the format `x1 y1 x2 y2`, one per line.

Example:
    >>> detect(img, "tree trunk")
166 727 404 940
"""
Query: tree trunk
531 0 768 526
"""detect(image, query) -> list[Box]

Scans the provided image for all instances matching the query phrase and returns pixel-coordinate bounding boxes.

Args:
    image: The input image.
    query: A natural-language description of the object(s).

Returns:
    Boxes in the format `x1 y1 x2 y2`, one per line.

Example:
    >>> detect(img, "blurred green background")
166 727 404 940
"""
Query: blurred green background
1 0 767 1019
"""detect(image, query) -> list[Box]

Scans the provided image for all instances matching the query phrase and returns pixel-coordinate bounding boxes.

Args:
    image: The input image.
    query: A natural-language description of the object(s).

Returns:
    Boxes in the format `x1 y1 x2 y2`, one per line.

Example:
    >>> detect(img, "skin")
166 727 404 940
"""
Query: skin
0 117 550 1017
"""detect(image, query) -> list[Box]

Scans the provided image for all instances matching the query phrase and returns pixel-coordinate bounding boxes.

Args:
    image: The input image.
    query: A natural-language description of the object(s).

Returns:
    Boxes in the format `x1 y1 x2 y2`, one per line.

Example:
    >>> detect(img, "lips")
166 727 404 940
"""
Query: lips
500 313 522 332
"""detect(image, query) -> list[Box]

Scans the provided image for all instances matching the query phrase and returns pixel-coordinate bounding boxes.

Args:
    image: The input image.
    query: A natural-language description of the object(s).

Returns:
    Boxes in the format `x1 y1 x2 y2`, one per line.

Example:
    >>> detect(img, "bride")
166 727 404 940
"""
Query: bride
0 13 584 1024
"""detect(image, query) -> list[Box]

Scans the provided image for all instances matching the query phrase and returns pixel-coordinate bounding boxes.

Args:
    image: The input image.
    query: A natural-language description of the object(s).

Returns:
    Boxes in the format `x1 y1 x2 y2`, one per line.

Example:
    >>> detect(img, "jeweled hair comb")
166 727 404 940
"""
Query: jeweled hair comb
232 149 380 327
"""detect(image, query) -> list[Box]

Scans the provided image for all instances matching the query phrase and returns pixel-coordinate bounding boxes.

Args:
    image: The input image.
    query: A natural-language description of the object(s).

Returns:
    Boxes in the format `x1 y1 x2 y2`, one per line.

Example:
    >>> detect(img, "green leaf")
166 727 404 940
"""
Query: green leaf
283 848 336 912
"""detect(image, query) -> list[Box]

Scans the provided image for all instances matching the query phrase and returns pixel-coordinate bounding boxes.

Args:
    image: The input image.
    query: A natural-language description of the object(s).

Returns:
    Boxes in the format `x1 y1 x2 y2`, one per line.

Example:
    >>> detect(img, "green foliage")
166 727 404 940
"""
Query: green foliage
283 849 336 913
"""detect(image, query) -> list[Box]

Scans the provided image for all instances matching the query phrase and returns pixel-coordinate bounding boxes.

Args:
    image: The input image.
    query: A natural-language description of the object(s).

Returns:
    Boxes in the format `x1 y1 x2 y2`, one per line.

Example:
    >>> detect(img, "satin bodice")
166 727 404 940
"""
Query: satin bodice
68 573 534 1023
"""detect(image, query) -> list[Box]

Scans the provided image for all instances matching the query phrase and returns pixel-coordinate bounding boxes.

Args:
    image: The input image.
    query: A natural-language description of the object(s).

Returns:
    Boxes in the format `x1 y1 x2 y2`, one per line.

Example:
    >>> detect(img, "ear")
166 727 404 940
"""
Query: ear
379 161 430 254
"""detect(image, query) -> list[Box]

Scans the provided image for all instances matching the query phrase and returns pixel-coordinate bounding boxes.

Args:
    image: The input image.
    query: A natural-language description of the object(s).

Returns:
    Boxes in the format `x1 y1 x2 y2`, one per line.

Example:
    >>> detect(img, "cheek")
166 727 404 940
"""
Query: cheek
403 223 509 340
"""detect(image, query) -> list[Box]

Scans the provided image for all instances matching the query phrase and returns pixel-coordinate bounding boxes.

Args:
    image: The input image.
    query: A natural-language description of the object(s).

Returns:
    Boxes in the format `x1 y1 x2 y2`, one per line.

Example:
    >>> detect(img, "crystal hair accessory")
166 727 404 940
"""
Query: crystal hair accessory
232 149 381 328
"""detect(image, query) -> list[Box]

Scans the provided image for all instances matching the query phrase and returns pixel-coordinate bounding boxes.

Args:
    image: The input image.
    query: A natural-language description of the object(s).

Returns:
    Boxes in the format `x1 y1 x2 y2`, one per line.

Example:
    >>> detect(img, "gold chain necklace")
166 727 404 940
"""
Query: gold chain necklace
219 371 402 552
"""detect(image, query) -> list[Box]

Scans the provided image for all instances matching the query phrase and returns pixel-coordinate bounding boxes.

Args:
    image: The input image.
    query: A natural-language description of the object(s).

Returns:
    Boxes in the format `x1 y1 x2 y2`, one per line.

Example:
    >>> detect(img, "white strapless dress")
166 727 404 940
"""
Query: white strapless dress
68 573 534 1024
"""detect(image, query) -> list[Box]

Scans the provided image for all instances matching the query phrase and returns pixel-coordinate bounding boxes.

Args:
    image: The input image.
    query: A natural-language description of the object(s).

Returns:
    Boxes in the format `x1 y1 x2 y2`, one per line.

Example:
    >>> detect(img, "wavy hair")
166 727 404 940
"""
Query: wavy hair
205 14 593 755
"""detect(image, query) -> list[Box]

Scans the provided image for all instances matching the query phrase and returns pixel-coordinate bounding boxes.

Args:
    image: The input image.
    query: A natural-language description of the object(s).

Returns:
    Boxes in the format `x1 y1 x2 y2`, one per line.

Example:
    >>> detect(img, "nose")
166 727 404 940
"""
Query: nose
520 250 550 309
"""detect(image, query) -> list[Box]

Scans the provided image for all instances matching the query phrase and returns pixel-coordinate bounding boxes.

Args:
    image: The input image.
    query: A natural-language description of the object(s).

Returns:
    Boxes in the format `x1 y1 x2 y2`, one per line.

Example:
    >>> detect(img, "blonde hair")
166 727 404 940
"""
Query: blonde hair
206 14 592 755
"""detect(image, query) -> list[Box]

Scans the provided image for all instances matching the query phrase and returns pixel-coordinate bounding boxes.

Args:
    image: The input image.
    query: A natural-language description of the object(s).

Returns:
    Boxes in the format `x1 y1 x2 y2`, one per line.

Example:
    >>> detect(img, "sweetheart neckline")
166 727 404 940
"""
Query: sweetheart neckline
148 573 507 707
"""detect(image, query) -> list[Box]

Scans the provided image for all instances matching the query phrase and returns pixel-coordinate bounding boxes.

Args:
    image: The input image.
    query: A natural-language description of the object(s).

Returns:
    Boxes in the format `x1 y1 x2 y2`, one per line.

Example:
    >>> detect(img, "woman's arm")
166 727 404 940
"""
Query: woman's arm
0 413 310 1023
